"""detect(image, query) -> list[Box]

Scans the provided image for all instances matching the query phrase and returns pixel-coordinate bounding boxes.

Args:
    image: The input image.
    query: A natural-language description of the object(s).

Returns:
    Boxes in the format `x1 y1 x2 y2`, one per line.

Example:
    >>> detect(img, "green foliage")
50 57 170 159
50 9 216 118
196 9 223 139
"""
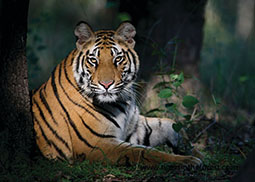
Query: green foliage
147 71 202 134
117 12 131 22
158 88 172 98
172 122 183 133
200 0 255 111
0 137 251 182
182 95 199 108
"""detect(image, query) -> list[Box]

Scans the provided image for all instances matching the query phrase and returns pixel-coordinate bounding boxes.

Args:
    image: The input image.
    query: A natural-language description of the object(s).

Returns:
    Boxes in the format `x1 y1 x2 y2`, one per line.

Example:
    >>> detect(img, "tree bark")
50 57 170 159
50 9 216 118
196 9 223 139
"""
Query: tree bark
0 0 32 164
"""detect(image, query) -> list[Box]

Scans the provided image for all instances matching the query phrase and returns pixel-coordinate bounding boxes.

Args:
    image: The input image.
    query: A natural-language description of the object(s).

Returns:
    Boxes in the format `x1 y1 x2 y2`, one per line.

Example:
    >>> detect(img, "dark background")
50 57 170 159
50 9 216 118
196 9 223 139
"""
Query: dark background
27 0 255 112
1 0 255 181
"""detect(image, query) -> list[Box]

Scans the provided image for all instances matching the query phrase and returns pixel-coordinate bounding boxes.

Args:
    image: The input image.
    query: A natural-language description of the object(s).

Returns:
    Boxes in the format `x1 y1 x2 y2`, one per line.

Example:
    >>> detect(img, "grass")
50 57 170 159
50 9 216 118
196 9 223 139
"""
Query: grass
0 118 253 182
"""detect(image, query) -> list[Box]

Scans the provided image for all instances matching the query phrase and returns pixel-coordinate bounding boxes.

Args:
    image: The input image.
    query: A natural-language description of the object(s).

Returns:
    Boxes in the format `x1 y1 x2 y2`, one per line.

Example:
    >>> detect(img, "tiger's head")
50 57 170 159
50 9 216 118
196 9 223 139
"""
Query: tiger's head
73 21 139 103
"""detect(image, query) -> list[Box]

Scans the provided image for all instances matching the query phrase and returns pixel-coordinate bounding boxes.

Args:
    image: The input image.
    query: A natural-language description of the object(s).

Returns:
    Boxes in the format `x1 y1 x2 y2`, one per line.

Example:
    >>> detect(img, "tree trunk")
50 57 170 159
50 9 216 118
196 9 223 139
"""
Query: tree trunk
0 0 32 165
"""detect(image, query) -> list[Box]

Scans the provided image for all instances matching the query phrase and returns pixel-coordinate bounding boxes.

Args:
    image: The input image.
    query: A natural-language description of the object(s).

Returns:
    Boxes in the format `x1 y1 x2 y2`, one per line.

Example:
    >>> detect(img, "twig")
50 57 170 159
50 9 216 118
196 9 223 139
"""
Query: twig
190 106 197 121
192 117 217 143
235 146 247 159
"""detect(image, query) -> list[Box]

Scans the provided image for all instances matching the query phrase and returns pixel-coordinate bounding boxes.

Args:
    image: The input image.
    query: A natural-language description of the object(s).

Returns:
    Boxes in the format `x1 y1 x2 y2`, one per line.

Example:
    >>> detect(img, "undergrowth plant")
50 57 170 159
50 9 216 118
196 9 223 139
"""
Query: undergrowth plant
145 39 205 153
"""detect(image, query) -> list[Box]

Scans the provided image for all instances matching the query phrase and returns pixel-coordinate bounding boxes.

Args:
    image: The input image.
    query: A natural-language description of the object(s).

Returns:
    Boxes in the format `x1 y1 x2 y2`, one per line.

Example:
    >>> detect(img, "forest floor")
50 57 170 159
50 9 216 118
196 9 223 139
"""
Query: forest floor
1 114 254 182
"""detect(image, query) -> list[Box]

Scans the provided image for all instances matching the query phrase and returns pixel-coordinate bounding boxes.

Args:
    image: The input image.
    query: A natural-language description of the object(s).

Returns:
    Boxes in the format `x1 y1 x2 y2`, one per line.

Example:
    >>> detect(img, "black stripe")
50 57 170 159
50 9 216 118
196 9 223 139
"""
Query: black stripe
78 114 115 138
143 118 152 146
33 99 71 152
112 47 119 54
108 38 114 42
141 150 150 162
86 57 95 67
51 66 96 149
125 133 132 143
125 121 139 142
95 108 120 128
158 119 162 128
70 57 74 66
79 77 84 84
34 116 51 146
108 41 116 45
110 103 126 114
51 141 69 161
64 58 77 89
58 63 100 121
97 49 100 57
39 88 58 125
75 51 83 73
81 55 85 74
35 116 69 161
63 58 102 118
128 49 137 72
93 102 120 128
95 41 102 47
95 38 101 43
43 83 47 96
93 102 116 117
32 86 40 95
125 50 132 73
103 42 110 45
96 32 114 36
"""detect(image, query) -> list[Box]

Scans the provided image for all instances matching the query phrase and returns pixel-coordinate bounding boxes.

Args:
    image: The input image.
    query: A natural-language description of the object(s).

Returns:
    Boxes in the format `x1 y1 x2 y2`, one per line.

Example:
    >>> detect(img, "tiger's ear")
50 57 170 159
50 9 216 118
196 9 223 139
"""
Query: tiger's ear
74 21 95 50
115 22 136 48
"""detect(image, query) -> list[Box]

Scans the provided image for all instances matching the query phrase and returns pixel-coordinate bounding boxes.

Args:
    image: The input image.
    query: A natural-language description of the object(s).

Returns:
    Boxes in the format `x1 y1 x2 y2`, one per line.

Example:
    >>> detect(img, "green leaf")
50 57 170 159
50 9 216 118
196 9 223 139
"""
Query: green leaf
182 95 199 108
172 122 183 132
171 72 184 87
165 103 185 117
239 76 249 83
165 103 175 108
184 114 191 120
117 12 131 22
158 88 172 98
165 103 176 112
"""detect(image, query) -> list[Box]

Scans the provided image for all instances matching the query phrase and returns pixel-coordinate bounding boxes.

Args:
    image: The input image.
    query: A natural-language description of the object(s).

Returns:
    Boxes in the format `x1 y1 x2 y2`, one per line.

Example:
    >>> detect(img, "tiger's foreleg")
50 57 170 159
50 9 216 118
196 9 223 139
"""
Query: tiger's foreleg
127 116 204 161
87 139 202 166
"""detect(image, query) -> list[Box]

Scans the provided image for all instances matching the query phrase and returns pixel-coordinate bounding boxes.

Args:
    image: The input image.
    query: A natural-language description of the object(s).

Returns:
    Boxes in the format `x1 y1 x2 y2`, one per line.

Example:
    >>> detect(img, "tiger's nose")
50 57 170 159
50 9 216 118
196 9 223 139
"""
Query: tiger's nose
99 80 114 89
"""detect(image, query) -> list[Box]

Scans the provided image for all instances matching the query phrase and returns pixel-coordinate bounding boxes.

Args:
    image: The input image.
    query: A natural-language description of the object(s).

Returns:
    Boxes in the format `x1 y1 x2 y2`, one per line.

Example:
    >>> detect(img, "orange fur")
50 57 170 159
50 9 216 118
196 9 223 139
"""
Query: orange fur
32 23 202 166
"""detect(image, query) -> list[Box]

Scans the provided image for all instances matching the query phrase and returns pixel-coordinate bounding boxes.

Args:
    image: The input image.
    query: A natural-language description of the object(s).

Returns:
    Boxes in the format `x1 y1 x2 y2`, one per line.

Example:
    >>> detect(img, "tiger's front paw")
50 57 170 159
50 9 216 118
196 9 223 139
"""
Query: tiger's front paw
178 155 202 167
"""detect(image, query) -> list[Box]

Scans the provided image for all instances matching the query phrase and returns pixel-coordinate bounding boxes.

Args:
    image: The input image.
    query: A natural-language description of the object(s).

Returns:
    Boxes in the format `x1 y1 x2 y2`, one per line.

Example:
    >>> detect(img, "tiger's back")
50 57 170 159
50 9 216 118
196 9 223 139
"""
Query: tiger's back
32 22 202 166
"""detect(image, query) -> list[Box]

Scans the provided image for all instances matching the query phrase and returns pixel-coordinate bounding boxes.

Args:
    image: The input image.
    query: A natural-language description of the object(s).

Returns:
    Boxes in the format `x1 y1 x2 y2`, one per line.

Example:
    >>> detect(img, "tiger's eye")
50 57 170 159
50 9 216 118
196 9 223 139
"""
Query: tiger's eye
90 58 97 63
115 56 122 62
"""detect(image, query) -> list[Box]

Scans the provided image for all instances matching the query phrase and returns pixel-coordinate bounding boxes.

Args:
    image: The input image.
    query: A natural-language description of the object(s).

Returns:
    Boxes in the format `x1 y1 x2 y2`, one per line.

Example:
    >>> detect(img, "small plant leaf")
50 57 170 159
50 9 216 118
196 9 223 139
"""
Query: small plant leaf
172 122 183 132
239 75 249 83
158 88 172 98
182 95 199 108
170 72 184 88
184 114 191 120
165 103 174 108
165 103 185 117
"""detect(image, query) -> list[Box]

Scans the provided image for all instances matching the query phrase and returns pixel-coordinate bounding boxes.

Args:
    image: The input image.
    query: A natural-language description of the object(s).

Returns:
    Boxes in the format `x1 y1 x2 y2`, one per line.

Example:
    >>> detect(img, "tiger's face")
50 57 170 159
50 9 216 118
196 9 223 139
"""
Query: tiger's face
73 22 139 103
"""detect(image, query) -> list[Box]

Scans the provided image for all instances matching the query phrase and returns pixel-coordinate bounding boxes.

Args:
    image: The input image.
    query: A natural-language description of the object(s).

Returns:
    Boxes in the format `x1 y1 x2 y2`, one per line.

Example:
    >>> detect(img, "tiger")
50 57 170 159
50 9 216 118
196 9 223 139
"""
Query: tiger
32 21 202 166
